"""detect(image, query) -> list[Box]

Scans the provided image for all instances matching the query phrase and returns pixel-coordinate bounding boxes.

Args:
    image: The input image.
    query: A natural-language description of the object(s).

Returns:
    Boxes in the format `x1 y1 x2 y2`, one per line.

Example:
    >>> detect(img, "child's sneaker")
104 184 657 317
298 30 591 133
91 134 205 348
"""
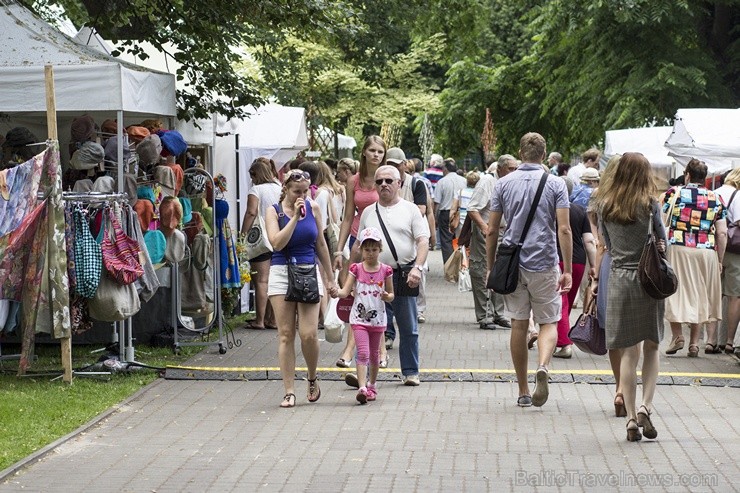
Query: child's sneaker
356 387 368 405
366 384 377 401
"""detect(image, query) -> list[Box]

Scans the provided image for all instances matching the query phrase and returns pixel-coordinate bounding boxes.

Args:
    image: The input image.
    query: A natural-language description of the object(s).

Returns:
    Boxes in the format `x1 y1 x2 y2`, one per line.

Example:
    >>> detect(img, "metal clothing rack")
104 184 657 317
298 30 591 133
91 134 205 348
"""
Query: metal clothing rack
170 168 234 355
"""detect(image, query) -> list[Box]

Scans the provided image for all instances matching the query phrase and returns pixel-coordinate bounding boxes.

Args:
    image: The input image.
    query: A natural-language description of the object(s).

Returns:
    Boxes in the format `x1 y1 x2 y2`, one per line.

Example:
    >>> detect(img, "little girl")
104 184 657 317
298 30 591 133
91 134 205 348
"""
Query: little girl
336 227 394 404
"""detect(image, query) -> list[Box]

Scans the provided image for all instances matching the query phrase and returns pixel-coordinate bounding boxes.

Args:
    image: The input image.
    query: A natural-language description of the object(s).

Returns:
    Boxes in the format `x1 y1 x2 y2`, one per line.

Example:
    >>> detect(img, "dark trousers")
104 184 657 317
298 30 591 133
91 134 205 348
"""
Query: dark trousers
438 209 454 265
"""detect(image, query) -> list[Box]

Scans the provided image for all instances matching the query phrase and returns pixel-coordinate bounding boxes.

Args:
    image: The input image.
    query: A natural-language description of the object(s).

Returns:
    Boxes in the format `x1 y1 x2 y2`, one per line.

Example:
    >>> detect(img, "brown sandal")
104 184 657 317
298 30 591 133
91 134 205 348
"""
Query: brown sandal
687 344 699 357
280 393 296 408
637 405 657 439
626 419 642 442
614 393 627 417
307 377 321 403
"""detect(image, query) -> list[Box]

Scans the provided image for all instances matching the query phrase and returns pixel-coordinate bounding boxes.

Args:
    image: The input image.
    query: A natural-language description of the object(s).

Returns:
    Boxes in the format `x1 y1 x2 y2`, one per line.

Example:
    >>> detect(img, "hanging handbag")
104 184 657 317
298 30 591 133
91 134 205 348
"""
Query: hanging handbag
129 207 160 303
457 214 472 248
638 206 678 300
72 206 103 299
246 201 272 259
568 295 607 355
486 172 548 294
725 190 740 254
324 272 345 343
375 204 420 297
101 207 144 285
88 272 142 321
443 248 463 283
458 247 472 292
276 203 321 304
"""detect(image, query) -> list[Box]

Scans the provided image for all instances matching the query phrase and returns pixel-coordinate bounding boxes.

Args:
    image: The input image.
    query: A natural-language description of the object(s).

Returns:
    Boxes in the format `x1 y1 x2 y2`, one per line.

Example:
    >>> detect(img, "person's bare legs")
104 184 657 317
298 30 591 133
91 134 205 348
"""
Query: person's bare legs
640 340 659 411
338 327 356 364
669 322 684 342
608 349 622 391
689 322 701 353
272 296 298 399
536 322 557 368
253 259 270 327
296 301 321 382
379 333 387 364
510 319 530 396
725 296 740 349
619 344 641 422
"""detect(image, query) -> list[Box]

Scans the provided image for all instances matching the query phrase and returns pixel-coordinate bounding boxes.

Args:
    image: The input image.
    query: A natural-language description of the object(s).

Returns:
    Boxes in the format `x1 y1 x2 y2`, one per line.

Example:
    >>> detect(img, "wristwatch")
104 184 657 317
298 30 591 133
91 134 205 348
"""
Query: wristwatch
414 264 424 271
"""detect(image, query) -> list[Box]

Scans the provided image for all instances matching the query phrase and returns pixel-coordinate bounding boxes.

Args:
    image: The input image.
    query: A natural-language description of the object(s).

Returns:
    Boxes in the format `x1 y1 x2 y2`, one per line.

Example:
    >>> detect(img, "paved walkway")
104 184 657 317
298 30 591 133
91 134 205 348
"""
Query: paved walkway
2 250 739 492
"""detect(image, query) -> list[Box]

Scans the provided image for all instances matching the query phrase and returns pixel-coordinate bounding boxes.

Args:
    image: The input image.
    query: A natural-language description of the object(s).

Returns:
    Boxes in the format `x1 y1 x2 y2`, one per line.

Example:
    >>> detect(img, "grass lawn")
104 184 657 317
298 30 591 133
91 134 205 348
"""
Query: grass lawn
0 338 211 472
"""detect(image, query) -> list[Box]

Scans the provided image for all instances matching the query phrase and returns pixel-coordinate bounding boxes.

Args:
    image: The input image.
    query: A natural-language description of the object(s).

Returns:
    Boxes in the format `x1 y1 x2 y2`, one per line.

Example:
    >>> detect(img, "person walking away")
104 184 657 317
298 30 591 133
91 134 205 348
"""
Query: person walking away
358 165 430 386
591 152 666 441
715 167 740 356
663 159 727 358
265 169 339 408
486 133 572 408
241 157 281 330
434 161 467 265
467 155 517 330
567 147 601 186
335 227 394 404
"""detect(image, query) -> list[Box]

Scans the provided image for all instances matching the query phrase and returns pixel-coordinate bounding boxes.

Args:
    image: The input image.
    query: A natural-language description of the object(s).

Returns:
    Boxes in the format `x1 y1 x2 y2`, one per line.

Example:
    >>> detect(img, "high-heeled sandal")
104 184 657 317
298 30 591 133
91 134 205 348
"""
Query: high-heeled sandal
626 419 642 442
637 405 657 439
613 393 627 417
307 377 321 403
687 344 699 357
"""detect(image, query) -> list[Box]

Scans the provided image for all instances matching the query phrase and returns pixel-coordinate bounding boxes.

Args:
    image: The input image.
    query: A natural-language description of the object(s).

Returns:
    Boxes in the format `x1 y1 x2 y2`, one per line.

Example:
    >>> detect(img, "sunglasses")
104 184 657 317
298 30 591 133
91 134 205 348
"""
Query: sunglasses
375 178 396 185
286 171 310 182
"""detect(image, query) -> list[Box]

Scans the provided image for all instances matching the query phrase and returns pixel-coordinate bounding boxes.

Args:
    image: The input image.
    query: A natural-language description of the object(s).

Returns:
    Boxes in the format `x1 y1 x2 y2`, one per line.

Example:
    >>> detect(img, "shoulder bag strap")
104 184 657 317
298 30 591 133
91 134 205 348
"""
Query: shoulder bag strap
664 187 680 228
516 172 549 245
727 189 738 223
375 203 400 267
275 203 294 263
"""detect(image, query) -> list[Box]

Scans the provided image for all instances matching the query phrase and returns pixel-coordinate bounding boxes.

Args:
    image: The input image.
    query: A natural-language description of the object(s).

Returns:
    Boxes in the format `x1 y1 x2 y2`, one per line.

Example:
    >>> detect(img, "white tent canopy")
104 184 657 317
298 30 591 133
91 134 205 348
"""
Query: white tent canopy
0 2 176 117
604 126 674 167
664 108 740 174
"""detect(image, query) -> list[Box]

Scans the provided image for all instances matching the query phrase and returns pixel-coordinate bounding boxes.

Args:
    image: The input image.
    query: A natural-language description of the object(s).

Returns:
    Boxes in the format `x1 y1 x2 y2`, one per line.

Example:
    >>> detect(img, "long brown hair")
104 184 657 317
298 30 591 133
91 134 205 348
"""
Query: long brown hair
594 152 655 224
359 135 387 179
249 157 278 185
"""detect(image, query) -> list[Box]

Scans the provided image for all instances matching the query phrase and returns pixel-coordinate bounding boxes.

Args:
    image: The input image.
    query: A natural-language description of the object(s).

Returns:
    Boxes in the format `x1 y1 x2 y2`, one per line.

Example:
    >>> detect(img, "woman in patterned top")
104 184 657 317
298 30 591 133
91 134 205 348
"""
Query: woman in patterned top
662 159 727 358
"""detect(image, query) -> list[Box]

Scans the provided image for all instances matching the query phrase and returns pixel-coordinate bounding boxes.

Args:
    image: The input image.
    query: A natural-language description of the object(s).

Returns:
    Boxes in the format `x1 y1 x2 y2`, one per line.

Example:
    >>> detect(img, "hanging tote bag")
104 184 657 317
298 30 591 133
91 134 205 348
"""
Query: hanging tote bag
245 201 272 260
568 296 607 355
458 247 472 292
73 206 103 298
324 272 345 343
724 190 740 254
101 207 144 285
88 273 142 322
443 248 463 283
638 207 678 300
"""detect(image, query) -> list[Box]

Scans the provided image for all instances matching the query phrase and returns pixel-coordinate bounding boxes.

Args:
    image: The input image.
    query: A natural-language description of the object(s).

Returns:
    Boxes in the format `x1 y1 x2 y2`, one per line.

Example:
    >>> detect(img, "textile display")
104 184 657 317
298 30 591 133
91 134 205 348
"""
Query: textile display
216 198 241 289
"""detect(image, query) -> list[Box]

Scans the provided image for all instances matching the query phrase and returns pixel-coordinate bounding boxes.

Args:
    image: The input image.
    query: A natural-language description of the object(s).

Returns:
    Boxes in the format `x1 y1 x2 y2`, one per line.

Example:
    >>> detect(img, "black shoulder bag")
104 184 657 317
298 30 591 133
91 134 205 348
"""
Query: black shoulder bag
276 203 320 304
486 172 548 294
375 204 419 297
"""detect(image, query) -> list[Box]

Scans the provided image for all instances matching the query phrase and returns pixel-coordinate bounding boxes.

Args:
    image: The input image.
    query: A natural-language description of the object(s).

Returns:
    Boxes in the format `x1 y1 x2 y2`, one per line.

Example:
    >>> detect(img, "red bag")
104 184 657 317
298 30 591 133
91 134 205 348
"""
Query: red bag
336 296 354 323
102 207 144 285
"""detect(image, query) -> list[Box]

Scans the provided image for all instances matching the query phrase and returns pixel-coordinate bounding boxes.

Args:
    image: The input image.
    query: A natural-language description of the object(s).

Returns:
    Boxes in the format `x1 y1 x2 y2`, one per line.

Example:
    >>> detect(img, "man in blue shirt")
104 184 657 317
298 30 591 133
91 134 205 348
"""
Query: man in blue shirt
486 132 573 408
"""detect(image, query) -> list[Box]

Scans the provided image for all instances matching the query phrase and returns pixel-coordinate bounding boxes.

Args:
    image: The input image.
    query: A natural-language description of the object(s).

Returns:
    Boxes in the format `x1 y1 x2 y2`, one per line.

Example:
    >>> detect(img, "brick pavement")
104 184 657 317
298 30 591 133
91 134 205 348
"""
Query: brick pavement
1 250 739 492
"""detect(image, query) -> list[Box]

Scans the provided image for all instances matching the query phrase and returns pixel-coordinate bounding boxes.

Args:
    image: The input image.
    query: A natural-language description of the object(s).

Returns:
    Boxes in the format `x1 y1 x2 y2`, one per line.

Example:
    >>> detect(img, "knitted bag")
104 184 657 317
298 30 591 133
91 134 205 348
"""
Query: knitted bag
73 207 103 298
101 207 144 285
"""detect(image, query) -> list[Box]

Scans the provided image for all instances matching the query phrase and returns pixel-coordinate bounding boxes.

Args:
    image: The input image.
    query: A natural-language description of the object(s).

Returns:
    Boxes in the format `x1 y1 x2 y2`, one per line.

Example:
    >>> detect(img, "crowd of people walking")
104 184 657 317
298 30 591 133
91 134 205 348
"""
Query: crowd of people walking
240 131 739 442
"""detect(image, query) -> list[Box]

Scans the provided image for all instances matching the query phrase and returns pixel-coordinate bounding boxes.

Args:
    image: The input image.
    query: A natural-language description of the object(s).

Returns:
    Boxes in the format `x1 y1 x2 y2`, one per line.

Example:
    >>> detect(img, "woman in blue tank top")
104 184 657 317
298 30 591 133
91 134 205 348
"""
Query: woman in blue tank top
265 169 338 408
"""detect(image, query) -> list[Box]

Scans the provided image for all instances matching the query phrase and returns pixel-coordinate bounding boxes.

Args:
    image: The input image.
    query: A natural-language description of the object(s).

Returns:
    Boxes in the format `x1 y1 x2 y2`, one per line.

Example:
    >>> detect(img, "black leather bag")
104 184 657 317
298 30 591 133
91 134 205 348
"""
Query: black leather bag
393 261 420 297
725 190 740 254
285 263 320 304
568 297 607 355
486 172 548 294
638 208 678 300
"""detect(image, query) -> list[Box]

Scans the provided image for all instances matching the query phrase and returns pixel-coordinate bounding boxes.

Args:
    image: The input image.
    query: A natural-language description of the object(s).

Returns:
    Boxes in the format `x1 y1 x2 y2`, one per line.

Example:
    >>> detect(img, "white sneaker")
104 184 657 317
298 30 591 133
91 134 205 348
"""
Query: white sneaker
403 374 420 386
417 313 426 323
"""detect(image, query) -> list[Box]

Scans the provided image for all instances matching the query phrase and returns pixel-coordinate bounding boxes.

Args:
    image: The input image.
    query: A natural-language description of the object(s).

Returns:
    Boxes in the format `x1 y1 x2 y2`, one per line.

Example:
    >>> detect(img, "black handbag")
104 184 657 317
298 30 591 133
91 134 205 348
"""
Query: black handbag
276 204 320 304
486 172 548 294
638 206 678 300
568 296 607 355
725 190 740 254
376 204 420 297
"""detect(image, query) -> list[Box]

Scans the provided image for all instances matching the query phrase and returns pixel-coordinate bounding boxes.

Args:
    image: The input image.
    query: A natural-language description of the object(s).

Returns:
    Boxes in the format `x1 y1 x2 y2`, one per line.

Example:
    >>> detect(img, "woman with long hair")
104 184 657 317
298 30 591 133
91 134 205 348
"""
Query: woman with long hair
265 169 338 408
333 136 387 369
663 159 727 358
591 152 666 442
241 157 281 330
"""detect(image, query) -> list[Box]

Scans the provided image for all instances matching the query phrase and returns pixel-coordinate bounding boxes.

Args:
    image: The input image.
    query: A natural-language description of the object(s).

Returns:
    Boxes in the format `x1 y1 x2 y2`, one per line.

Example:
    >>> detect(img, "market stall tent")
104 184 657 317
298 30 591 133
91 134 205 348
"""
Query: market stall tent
604 126 675 189
664 108 740 175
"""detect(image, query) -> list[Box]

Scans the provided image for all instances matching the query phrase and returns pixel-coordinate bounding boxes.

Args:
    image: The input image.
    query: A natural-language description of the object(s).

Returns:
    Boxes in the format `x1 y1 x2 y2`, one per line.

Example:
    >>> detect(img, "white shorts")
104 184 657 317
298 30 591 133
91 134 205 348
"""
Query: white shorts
503 266 562 324
267 264 325 298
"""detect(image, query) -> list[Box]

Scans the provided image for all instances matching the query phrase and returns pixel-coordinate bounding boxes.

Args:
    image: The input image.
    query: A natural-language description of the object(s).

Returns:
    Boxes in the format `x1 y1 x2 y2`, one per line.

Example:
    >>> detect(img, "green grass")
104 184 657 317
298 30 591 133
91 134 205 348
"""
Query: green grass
0 339 210 472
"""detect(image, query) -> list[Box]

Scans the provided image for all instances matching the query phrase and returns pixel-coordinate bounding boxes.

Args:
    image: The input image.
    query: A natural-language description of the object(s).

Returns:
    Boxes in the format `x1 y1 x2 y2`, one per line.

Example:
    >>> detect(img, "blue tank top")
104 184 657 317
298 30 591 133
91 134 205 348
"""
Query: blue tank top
271 200 318 265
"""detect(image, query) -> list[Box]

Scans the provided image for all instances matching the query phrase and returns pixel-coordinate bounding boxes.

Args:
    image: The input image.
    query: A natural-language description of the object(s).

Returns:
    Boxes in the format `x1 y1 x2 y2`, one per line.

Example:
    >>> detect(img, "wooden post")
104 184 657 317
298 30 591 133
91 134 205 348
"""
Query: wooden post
45 65 72 384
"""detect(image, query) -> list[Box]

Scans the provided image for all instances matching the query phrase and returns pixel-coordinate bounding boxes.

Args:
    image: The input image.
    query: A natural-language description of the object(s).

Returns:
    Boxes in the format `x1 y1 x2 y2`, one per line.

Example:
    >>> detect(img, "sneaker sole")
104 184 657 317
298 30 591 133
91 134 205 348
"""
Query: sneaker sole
532 369 549 407
345 374 359 388
356 392 367 404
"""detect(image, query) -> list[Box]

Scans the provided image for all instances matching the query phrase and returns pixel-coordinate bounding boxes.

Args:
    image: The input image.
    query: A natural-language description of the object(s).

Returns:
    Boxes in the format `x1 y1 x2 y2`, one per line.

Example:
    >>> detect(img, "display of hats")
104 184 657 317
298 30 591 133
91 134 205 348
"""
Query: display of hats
140 119 164 133
70 115 97 143
164 229 186 264
137 186 156 204
159 196 183 237
136 134 162 165
92 175 116 194
184 172 208 196
214 173 228 193
134 199 154 232
126 126 150 144
104 135 132 165
190 233 210 271
100 119 118 135
154 165 176 197
158 130 188 157
143 229 166 264
183 211 204 244
119 173 138 206
69 142 105 170
72 179 94 193
5 127 37 148
178 197 193 224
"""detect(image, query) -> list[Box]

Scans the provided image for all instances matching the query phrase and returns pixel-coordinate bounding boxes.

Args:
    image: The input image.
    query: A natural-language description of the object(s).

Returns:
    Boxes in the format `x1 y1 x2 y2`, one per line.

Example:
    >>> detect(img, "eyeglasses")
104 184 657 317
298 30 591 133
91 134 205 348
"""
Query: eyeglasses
375 178 396 185
286 171 310 182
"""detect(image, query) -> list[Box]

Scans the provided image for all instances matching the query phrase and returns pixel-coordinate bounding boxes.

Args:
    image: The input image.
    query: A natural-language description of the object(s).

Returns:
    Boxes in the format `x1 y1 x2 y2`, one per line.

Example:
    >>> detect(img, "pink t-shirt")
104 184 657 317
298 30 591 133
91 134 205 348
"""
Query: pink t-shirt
351 175 379 237
349 262 393 328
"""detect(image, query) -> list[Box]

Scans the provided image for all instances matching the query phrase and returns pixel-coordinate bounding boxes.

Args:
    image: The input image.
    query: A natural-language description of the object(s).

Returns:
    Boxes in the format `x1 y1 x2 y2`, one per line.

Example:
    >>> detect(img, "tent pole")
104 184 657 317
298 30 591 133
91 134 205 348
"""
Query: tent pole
45 65 73 384
235 133 241 228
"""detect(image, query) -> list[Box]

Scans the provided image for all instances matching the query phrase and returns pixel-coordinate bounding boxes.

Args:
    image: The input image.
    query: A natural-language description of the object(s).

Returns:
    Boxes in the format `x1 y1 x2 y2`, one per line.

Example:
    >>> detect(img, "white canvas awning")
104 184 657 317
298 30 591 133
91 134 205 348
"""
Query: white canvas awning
604 126 674 167
665 108 740 174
